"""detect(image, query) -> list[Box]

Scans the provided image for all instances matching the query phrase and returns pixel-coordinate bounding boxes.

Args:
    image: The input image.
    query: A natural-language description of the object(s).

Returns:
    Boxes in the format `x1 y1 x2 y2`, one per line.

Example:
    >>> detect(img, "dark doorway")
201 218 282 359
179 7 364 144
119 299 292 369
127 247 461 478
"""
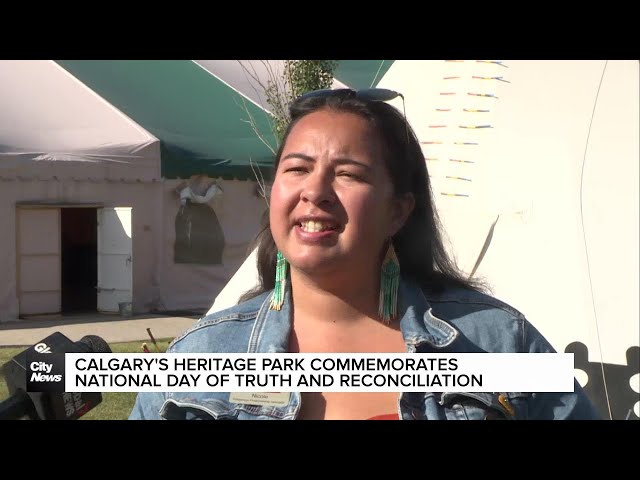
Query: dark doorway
61 208 97 312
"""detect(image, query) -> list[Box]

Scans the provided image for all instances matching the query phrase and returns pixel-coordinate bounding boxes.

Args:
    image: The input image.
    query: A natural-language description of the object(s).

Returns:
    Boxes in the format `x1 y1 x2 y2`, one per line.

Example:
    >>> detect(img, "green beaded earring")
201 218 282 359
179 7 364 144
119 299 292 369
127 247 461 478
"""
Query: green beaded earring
379 243 400 324
270 250 288 311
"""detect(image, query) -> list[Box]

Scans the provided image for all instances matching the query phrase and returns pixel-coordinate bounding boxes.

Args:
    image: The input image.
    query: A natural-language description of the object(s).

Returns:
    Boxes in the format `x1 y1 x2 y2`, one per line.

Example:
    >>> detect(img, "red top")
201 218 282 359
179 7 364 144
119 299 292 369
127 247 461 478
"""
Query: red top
368 413 399 420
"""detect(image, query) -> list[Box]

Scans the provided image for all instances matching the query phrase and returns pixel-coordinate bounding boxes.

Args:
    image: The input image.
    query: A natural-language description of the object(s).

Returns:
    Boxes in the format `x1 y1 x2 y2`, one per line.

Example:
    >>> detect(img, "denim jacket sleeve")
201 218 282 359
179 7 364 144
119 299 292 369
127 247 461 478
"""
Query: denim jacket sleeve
523 318 601 420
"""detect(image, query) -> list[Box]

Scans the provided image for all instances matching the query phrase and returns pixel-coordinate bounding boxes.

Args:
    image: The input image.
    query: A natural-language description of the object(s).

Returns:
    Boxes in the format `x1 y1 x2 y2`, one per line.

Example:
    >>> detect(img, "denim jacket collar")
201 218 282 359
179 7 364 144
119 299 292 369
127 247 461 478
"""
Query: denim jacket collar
246 276 459 353
397 279 459 350
247 289 292 353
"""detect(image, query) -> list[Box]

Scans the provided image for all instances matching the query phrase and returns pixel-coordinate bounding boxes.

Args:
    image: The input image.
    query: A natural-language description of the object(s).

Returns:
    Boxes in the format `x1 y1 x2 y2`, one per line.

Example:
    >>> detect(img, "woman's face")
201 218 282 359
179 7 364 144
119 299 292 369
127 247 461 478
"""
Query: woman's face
270 108 412 279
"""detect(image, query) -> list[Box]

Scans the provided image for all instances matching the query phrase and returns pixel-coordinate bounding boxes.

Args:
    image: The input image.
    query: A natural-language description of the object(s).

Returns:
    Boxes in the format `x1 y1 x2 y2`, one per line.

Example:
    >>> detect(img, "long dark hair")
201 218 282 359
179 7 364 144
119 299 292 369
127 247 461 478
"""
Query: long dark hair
240 92 484 302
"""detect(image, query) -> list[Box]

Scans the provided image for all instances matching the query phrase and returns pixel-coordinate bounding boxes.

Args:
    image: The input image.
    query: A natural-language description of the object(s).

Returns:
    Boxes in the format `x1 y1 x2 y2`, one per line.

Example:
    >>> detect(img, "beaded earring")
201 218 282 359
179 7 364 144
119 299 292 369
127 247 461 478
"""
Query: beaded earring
378 243 400 324
269 250 288 311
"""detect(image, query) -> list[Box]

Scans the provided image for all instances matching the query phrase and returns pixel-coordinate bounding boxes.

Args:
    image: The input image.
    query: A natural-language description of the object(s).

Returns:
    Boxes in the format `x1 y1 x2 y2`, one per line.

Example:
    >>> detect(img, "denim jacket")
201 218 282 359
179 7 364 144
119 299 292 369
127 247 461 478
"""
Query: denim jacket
130 278 600 420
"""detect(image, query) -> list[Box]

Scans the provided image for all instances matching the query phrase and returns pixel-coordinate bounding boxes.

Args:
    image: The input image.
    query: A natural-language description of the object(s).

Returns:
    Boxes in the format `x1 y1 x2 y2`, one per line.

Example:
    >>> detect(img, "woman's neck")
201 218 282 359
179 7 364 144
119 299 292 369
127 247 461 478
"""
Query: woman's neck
289 268 380 324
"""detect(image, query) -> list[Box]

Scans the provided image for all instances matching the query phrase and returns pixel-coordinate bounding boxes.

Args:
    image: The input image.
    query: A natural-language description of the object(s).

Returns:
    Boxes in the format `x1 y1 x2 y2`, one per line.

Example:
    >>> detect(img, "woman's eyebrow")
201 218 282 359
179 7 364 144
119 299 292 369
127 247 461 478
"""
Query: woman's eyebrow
334 158 371 171
281 153 371 171
281 152 315 162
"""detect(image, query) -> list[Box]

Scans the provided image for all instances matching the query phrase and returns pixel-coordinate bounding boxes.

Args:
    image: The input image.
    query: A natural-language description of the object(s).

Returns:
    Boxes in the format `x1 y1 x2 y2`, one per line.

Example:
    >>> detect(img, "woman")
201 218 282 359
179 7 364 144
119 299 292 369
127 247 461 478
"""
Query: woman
130 89 599 420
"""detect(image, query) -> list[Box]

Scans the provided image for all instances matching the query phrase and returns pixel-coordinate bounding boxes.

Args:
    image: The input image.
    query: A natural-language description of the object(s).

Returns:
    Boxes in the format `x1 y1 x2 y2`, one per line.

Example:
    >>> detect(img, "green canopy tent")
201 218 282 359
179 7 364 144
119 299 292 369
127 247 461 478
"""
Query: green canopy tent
56 60 275 181
56 60 394 182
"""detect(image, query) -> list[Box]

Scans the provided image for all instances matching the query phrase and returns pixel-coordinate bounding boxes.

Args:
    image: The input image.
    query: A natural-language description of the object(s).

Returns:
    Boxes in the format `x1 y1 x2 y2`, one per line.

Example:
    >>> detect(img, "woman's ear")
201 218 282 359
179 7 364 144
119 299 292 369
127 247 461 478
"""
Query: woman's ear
390 192 415 236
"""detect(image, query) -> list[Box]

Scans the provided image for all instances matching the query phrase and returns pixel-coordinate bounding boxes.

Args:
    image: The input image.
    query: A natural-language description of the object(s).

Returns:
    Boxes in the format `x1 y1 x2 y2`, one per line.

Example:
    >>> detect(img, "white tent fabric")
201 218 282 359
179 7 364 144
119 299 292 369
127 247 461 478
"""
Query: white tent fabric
374 60 638 368
0 60 160 182
193 60 349 114
208 246 260 313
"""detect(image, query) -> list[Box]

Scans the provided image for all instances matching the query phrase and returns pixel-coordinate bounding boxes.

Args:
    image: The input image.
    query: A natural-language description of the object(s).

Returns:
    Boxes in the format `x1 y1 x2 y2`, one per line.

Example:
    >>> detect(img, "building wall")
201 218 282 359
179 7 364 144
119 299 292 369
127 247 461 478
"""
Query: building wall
0 177 163 322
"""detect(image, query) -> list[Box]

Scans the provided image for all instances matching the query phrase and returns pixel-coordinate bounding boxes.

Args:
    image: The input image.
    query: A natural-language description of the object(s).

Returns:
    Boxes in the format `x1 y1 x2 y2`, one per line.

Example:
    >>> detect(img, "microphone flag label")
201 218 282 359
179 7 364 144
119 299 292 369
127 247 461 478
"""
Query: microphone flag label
26 352 65 392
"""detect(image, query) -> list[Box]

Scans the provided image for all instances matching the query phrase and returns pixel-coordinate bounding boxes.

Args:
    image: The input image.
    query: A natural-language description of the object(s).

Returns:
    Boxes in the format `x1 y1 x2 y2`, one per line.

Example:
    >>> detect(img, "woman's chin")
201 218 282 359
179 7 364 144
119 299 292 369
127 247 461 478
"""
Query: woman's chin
288 255 343 276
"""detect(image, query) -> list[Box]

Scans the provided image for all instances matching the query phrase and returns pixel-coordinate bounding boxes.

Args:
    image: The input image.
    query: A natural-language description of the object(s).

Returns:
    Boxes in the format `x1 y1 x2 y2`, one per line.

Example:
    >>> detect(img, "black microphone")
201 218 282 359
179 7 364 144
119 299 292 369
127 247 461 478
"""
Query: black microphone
0 332 112 420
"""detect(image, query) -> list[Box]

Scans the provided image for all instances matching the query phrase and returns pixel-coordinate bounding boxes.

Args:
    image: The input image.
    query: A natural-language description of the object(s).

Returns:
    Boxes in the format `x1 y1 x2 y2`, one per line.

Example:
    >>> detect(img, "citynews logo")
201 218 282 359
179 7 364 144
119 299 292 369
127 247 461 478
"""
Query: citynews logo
27 351 65 393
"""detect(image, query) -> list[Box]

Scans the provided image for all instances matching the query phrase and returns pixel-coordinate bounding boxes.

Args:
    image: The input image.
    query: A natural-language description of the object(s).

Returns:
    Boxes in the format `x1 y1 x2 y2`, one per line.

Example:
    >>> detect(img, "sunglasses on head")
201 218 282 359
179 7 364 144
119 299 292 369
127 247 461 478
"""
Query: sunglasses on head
297 87 404 102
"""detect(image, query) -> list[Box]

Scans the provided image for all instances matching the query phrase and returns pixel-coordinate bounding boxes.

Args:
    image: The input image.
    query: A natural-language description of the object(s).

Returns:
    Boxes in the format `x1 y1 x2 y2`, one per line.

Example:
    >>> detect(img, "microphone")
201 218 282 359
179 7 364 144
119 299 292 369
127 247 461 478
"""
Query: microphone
0 332 112 420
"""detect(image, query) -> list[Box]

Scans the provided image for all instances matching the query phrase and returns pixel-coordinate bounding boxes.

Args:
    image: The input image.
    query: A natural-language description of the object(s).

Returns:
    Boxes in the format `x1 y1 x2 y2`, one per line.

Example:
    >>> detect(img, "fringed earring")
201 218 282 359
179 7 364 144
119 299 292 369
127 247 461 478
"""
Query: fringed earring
270 250 288 311
379 242 400 324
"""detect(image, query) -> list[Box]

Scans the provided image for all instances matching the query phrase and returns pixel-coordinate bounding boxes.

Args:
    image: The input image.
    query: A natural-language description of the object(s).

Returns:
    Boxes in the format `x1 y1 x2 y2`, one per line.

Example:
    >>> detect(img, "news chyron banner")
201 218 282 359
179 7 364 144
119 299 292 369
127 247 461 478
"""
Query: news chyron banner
25 353 576 394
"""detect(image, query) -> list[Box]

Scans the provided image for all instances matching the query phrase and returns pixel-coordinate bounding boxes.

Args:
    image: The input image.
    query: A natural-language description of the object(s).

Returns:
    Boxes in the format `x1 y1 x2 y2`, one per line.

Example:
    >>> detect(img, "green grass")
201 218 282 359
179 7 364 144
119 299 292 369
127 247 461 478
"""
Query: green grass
0 338 172 420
